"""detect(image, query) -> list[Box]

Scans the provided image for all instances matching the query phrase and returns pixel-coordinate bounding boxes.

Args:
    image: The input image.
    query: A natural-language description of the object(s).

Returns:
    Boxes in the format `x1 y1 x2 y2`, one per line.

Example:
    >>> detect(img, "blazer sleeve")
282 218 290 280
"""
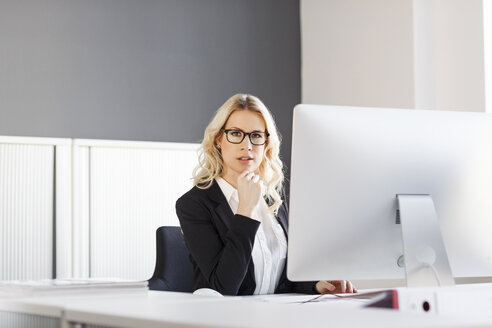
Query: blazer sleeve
176 195 260 295
291 281 318 294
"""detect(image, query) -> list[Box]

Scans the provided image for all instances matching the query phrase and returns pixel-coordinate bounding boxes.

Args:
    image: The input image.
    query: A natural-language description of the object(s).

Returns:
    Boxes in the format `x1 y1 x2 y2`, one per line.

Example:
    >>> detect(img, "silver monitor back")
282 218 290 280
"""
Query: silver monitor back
287 105 492 282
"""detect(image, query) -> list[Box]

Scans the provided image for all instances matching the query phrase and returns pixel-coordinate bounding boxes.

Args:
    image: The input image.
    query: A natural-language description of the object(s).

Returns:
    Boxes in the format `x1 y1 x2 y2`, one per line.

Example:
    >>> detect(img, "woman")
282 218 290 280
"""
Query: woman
176 94 356 296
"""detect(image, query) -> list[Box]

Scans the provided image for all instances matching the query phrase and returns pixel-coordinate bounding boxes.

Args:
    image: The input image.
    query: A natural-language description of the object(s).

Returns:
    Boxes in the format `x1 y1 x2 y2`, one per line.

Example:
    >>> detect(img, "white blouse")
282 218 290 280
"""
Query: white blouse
216 177 288 295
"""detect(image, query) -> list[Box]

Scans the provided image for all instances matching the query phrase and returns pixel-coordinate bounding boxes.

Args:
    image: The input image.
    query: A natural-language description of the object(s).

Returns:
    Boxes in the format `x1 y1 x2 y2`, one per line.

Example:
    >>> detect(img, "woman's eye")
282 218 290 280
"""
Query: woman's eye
251 133 262 139
230 131 242 137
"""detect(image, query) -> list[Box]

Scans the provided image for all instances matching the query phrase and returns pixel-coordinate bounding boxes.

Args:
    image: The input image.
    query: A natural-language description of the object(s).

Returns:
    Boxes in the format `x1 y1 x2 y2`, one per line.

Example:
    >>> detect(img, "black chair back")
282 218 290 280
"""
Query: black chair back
148 226 194 292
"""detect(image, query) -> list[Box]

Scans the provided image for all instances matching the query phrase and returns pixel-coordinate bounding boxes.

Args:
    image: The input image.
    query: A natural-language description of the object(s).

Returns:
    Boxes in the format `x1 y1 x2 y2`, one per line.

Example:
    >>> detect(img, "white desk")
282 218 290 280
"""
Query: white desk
1 290 492 328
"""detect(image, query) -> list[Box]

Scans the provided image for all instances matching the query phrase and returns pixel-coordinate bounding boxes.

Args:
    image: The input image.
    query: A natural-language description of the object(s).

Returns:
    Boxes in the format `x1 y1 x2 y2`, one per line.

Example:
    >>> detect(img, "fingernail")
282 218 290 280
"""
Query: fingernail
329 285 335 291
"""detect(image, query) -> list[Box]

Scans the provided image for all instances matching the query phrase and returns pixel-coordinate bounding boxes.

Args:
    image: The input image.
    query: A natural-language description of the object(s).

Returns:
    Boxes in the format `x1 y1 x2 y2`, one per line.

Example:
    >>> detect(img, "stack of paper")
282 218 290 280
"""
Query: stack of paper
0 278 148 298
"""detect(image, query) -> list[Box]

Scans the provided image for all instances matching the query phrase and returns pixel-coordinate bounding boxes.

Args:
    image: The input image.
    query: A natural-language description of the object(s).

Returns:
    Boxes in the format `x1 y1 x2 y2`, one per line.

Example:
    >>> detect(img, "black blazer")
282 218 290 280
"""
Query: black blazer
176 180 317 296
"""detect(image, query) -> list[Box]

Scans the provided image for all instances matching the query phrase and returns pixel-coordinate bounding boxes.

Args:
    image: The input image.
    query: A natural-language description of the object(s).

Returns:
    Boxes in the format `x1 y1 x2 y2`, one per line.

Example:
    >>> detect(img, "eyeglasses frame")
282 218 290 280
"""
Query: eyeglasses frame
222 129 270 146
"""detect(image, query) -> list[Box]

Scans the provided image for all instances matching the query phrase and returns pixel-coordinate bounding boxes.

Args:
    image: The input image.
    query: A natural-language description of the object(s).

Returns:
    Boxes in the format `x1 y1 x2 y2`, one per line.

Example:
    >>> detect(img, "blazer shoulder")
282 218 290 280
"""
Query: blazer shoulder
176 181 221 207
178 184 202 199
176 185 208 205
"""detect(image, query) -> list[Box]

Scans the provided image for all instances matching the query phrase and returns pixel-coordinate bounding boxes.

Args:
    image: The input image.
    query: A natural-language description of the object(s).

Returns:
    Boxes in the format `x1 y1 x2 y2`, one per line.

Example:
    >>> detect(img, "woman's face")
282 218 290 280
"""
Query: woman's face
217 110 267 185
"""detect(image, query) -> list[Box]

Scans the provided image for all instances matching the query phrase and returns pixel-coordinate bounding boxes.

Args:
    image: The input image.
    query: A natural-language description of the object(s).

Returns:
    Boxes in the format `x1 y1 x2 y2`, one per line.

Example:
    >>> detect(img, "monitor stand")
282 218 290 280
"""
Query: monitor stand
396 194 455 287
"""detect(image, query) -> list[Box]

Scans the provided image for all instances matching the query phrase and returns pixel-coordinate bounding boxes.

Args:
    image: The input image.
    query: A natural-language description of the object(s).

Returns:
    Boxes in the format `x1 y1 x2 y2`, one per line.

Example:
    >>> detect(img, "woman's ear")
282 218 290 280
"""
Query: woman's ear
215 138 221 151
215 133 223 150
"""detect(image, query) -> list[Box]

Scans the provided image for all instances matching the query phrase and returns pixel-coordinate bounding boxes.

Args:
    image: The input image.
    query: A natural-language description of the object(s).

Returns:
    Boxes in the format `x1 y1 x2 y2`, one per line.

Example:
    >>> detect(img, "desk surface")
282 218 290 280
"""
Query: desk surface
2 290 492 328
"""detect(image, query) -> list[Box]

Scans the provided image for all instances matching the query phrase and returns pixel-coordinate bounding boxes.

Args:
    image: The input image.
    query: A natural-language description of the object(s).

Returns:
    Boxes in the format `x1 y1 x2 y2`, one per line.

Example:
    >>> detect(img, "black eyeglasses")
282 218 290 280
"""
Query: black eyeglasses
222 129 269 146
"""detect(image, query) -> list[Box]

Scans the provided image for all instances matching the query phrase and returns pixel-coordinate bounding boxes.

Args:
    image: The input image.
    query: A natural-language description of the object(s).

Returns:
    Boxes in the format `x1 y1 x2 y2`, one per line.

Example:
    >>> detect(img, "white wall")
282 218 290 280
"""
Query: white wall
302 0 489 112
301 0 415 108
484 0 492 113
414 0 485 111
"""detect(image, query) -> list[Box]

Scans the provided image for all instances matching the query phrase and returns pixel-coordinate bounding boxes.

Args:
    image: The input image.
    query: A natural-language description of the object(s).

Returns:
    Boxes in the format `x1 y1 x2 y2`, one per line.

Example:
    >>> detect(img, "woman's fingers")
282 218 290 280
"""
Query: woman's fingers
239 170 261 183
315 281 336 294
346 280 353 293
236 171 263 218
321 280 357 294
346 280 357 293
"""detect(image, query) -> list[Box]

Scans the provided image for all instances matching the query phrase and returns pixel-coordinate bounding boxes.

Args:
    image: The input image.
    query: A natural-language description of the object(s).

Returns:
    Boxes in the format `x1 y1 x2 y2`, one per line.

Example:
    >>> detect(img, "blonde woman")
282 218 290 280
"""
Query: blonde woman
176 94 356 296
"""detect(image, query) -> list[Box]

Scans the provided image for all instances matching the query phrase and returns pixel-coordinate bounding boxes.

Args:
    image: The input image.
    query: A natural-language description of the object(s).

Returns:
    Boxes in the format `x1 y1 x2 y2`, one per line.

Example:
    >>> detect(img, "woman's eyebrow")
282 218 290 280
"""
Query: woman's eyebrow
227 127 264 132
229 126 264 132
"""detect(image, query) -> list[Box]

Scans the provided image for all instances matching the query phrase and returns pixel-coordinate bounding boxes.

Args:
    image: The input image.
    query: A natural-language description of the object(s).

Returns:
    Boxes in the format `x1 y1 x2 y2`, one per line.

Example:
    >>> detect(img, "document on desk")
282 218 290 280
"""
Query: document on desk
247 291 383 305
0 278 149 298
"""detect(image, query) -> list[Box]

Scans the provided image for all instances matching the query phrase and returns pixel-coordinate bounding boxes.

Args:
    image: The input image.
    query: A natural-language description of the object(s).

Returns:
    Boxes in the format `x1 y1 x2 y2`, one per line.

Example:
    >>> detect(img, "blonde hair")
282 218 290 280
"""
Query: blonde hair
193 94 284 214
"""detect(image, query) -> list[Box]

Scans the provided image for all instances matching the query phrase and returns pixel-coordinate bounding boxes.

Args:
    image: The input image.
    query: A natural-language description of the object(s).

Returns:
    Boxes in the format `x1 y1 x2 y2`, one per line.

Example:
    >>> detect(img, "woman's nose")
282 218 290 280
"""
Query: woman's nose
240 136 253 150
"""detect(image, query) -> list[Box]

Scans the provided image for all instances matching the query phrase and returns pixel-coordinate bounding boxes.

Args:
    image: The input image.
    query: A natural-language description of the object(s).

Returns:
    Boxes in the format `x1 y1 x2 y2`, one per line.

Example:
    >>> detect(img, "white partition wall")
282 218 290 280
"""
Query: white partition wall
54 143 73 279
73 140 199 281
0 136 72 280
1 136 199 281
72 145 90 279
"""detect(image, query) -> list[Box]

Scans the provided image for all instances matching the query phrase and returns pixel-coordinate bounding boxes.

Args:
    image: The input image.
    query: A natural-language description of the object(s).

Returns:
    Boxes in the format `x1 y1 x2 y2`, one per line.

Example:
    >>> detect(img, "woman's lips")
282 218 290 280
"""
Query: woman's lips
237 156 253 164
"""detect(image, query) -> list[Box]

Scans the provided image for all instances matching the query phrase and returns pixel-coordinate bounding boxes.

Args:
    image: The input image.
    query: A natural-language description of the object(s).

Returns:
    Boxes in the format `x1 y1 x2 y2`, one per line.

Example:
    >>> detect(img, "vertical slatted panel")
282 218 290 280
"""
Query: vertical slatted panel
72 146 91 279
0 311 60 328
89 145 198 280
0 143 54 280
55 145 73 278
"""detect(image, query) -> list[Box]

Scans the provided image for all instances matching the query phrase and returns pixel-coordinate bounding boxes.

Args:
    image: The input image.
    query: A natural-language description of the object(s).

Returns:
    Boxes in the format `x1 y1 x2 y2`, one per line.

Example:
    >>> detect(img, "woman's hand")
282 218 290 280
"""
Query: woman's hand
236 170 262 218
315 280 357 294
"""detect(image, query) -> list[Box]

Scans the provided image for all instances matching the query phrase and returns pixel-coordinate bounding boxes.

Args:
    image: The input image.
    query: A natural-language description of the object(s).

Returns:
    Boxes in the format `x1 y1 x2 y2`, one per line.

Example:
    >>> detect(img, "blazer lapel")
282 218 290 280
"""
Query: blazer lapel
209 183 289 236
266 195 289 239
276 205 289 240
205 180 236 230
205 179 257 293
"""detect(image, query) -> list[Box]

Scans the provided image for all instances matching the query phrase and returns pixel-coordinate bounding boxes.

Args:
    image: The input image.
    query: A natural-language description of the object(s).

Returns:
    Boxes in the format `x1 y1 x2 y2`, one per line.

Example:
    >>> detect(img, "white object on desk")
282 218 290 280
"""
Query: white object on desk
395 283 492 315
192 288 224 297
0 278 148 298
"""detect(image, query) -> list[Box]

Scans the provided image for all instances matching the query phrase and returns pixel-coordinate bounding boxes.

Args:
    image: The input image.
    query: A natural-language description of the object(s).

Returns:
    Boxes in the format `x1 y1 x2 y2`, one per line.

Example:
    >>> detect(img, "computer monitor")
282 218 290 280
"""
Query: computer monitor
287 104 492 287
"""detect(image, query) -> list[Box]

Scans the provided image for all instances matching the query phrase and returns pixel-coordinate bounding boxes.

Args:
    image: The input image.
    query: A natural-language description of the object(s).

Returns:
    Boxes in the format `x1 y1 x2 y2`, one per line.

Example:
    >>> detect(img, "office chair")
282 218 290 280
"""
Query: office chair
148 226 194 292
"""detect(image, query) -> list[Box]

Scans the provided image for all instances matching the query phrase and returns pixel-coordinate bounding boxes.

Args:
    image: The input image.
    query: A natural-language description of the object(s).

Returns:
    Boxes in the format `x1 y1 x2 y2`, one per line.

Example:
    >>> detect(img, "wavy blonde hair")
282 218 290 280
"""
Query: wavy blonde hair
193 94 284 214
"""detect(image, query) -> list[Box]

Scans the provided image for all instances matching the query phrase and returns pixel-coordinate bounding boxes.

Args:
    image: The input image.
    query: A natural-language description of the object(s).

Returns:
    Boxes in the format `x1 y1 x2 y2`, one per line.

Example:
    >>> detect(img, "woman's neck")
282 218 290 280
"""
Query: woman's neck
220 170 238 189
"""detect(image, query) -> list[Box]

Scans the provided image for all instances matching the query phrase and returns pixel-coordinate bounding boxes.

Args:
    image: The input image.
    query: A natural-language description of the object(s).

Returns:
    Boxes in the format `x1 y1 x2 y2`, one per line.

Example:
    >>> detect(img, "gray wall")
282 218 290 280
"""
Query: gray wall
0 0 300 173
